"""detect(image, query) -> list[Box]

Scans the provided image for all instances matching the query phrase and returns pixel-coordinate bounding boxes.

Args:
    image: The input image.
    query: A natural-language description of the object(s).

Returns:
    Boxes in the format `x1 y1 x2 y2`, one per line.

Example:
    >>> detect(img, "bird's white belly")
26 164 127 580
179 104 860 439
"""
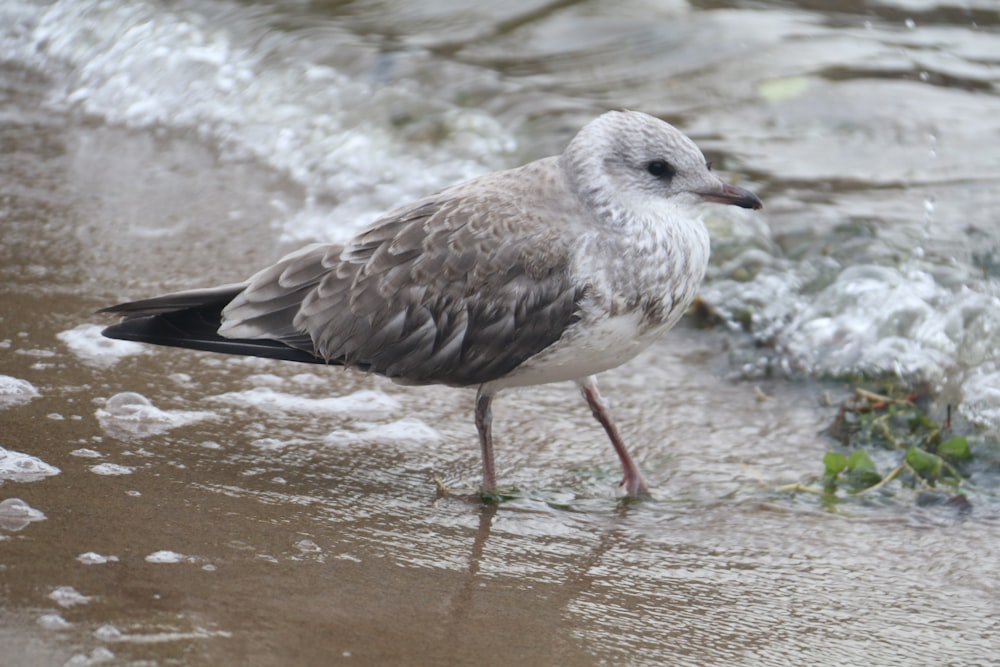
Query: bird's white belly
489 311 662 389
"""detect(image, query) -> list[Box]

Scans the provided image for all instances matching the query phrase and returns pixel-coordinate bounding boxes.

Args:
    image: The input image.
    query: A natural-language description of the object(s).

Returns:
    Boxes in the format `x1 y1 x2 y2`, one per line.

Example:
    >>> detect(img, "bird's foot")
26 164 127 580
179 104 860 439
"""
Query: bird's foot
476 485 520 504
621 473 652 500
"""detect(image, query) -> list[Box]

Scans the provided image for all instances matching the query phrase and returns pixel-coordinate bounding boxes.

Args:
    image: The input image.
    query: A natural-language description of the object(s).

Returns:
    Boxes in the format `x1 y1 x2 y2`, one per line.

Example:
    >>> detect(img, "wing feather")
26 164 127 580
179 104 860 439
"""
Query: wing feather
217 159 586 386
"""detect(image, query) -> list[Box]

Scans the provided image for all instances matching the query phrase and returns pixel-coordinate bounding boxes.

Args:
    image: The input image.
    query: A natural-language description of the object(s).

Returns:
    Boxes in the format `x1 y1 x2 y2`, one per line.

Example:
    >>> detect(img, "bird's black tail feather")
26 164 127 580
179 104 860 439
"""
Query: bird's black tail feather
100 285 326 365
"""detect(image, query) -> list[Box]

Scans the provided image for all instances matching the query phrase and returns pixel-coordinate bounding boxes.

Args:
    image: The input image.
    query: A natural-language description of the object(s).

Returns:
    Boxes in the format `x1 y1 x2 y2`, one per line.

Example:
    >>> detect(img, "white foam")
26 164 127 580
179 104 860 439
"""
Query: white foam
958 368 1000 427
0 375 39 408
294 539 322 554
65 647 115 666
89 463 135 476
325 417 441 448
145 550 199 564
70 448 103 458
77 552 120 565
57 324 148 367
94 625 123 642
92 624 231 644
49 585 92 608
37 613 72 630
0 447 61 482
211 387 400 419
0 497 47 531
96 392 215 439
702 262 1000 426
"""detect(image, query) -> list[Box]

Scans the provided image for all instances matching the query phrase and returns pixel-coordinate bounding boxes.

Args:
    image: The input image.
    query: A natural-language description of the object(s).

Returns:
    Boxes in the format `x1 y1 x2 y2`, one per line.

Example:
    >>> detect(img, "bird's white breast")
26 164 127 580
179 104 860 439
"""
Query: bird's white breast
490 200 710 391
490 310 653 389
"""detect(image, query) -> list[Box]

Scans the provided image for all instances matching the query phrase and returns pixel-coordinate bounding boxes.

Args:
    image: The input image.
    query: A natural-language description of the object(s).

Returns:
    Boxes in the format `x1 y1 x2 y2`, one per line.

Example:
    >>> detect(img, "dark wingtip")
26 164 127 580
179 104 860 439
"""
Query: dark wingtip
101 321 146 341
99 312 327 365
100 323 121 339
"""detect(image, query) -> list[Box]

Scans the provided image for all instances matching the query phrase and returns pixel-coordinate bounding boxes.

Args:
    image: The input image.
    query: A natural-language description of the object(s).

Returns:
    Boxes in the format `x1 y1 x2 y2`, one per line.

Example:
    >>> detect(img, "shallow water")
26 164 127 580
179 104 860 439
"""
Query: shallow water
2 1 999 665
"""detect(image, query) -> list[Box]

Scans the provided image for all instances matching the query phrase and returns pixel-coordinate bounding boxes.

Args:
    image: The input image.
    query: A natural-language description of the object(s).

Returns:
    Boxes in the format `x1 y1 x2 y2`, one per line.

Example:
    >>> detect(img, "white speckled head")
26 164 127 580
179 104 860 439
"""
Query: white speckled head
560 110 761 220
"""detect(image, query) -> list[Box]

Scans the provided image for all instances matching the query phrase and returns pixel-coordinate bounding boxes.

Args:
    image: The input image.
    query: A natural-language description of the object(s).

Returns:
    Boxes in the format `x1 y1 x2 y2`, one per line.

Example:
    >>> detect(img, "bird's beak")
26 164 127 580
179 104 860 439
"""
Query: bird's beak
700 182 763 210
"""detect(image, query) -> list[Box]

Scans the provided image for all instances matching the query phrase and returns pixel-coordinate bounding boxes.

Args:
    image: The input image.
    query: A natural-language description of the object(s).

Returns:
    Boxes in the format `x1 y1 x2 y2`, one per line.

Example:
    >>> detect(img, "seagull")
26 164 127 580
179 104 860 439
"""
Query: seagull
101 110 762 497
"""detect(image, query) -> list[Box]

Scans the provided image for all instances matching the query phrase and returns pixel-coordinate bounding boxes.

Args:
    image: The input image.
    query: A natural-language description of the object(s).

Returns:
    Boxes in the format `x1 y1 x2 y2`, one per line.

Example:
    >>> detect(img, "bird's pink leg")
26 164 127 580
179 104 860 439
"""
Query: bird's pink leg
474 388 498 493
579 377 649 496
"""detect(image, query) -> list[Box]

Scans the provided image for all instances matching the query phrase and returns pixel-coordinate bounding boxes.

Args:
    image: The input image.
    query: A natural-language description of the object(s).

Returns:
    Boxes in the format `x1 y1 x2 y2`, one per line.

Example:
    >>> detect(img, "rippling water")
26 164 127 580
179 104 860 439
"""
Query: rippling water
2 1 998 665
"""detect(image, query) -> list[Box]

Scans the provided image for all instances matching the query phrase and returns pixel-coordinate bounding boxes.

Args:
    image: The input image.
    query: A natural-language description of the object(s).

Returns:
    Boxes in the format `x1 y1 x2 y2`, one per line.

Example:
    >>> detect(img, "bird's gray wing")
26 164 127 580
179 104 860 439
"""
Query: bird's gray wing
221 181 584 386
100 283 249 316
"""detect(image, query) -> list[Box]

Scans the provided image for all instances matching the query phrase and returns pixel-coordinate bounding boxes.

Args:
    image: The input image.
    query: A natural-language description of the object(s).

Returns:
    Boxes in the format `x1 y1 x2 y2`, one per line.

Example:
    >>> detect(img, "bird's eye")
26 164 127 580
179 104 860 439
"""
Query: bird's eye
646 160 674 179
705 160 713 171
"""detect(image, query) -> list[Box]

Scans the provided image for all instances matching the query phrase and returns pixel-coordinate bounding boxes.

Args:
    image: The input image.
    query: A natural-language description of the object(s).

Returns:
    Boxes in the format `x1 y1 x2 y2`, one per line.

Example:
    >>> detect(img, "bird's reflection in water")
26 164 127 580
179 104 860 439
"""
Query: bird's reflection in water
446 498 643 628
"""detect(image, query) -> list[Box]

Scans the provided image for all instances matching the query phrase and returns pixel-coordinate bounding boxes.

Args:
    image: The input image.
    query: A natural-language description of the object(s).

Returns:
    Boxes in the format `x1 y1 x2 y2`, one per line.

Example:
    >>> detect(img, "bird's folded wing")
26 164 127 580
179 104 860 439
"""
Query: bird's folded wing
222 184 586 386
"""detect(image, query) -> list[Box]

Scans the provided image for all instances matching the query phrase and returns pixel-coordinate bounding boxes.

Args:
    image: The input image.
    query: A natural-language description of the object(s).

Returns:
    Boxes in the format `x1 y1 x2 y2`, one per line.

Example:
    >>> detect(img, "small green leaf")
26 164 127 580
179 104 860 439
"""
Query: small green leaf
906 447 943 478
823 452 847 477
846 449 876 472
845 450 881 489
938 436 972 462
